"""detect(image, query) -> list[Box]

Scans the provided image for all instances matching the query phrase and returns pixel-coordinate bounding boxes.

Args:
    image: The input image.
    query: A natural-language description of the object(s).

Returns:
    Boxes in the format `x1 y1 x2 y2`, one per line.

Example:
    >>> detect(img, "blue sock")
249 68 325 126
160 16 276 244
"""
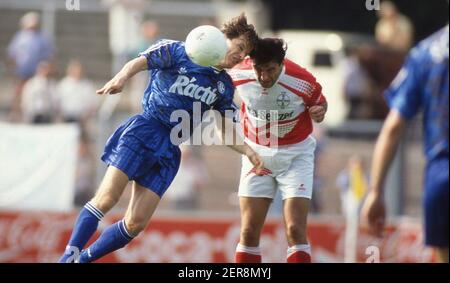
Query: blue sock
78 219 134 263
58 202 104 263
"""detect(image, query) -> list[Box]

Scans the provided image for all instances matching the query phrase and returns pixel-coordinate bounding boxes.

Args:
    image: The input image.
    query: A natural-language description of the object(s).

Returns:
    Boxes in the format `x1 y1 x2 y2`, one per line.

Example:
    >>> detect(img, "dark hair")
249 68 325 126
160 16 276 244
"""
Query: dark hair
221 13 258 51
250 38 287 65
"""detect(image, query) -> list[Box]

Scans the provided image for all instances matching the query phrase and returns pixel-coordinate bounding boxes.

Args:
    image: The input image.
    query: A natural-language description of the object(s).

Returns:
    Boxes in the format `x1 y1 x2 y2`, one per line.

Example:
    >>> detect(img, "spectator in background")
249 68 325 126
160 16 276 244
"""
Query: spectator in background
133 20 160 55
356 44 405 120
342 47 373 120
21 61 58 124
164 146 209 210
343 1 412 121
375 1 414 53
336 155 368 215
7 11 54 122
128 20 161 114
57 59 99 126
103 0 144 75
74 132 97 207
57 60 100 207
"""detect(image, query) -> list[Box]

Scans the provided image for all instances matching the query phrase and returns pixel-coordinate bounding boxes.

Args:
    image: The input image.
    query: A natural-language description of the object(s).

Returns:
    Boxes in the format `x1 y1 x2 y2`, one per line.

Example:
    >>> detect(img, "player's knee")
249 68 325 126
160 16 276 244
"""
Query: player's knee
286 224 307 243
91 195 120 213
240 226 261 245
124 218 147 236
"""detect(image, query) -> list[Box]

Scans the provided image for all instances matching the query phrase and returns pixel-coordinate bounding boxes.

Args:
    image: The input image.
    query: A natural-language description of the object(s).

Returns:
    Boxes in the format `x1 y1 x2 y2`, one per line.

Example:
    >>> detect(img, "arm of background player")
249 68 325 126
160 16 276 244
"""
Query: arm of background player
96 56 148 95
361 109 406 237
362 48 421 237
215 112 267 175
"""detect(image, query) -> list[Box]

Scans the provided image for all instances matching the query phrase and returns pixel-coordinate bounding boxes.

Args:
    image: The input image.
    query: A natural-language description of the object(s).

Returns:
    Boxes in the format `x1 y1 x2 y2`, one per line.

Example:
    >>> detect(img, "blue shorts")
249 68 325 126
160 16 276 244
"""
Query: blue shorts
101 114 181 197
424 155 449 248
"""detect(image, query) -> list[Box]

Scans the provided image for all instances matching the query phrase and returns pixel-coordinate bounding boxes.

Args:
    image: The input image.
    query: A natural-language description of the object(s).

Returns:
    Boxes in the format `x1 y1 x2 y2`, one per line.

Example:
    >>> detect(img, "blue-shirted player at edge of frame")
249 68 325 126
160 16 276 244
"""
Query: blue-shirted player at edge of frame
362 25 449 263
59 14 262 263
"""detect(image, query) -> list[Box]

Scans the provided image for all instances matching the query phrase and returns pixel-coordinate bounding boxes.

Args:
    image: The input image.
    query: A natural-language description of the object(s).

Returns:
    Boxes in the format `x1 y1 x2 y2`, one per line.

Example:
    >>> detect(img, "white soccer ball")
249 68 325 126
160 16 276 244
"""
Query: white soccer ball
185 25 228 67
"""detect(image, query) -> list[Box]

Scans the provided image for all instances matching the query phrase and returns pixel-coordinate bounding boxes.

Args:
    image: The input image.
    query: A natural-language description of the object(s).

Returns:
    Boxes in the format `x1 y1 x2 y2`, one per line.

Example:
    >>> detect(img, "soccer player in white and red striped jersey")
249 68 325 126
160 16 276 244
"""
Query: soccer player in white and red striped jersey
228 38 327 263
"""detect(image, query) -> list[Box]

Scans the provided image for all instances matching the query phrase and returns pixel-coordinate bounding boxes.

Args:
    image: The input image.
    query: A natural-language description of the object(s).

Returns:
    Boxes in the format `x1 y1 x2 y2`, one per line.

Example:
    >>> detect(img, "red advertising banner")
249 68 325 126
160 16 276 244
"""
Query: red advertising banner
0 210 435 263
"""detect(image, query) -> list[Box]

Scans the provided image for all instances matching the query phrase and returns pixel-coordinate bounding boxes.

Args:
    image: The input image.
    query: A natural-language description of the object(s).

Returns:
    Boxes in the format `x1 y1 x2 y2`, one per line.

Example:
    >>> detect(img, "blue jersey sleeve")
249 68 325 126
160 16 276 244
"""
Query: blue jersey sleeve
384 50 423 120
139 39 184 70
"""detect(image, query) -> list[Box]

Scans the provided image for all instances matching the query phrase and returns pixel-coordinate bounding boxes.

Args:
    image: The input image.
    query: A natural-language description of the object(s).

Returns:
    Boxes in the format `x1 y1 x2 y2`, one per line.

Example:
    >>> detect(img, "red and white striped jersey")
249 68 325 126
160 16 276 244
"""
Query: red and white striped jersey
229 58 326 146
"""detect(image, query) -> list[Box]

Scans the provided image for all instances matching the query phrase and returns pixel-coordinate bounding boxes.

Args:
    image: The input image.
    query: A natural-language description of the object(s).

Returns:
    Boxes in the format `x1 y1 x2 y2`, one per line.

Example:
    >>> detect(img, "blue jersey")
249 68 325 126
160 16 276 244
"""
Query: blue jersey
385 25 449 162
139 39 235 132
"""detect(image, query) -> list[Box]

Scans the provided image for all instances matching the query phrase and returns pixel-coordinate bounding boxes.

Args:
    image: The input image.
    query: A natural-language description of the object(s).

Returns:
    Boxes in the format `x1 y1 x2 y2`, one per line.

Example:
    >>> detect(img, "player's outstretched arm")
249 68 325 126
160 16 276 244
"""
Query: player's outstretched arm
361 109 406 237
96 56 148 95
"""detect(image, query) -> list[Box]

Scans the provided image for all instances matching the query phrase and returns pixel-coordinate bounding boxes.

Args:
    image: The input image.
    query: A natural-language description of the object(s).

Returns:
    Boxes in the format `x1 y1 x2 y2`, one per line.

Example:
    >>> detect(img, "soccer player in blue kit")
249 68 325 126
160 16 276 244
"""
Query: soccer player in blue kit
362 25 449 263
59 14 261 263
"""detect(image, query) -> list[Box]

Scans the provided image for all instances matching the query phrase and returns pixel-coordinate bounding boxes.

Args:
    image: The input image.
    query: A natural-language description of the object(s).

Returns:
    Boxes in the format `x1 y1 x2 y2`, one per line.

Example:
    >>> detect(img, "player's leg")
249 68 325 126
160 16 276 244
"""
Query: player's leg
59 115 149 263
424 155 449 263
282 197 311 263
78 181 160 263
123 182 160 235
77 124 182 263
277 137 316 263
235 152 276 263
236 197 272 263
59 166 129 263
89 167 130 212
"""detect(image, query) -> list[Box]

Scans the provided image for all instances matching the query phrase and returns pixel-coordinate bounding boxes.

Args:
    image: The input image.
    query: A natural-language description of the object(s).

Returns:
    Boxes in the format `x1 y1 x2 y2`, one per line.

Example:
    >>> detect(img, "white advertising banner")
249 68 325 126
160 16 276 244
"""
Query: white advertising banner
0 123 79 211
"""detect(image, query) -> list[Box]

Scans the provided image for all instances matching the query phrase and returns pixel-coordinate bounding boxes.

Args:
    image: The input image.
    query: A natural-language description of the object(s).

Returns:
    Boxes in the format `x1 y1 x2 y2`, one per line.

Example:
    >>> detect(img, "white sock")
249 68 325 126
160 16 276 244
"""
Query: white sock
236 243 261 255
287 244 311 257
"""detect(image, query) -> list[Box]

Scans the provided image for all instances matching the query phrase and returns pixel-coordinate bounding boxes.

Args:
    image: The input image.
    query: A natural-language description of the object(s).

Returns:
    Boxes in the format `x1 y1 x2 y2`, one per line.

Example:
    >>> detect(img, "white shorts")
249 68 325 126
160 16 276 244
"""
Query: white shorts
238 135 316 200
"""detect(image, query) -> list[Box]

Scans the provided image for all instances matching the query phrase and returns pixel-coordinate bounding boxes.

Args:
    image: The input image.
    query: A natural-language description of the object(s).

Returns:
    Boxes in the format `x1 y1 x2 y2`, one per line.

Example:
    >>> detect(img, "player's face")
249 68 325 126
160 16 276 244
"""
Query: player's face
253 61 283 88
220 35 251 68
